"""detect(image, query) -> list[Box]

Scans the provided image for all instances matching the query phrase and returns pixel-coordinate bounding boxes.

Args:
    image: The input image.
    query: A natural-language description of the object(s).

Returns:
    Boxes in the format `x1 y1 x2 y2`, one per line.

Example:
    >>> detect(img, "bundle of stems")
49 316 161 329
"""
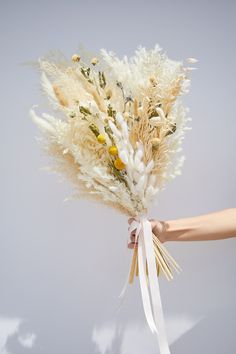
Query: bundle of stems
129 232 182 283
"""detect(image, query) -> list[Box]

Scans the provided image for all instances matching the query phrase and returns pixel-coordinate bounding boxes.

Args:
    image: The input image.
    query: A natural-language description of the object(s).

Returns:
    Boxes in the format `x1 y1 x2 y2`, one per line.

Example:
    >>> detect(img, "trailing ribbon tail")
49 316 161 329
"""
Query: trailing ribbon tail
138 224 158 334
140 217 171 354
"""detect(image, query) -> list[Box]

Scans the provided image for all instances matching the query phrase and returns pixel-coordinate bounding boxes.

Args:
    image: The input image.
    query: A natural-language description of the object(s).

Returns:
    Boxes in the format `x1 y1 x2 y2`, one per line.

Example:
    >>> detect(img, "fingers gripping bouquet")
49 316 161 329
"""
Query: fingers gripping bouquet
30 44 196 354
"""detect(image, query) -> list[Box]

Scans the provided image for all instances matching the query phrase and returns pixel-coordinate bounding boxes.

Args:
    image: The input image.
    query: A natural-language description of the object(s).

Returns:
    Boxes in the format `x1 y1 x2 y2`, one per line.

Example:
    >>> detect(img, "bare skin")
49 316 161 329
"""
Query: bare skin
128 208 236 249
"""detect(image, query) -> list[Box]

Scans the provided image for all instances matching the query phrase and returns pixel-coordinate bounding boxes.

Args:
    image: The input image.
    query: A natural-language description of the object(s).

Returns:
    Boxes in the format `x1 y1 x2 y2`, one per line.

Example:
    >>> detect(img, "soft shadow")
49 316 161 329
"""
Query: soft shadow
91 314 202 354
172 307 235 354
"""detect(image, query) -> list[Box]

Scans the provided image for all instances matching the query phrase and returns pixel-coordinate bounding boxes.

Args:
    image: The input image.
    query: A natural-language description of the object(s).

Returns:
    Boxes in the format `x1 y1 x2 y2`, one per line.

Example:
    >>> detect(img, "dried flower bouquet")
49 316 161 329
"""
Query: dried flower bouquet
30 44 197 353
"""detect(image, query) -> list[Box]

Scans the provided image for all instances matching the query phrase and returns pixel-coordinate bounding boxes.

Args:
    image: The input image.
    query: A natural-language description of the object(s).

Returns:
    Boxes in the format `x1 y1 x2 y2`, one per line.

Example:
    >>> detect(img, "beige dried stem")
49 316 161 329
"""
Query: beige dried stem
128 233 182 283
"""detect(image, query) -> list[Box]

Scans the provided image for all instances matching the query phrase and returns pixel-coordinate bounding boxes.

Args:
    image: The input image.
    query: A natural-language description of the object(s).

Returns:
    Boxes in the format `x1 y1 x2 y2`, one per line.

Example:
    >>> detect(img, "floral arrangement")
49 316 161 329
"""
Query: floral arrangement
30 44 197 354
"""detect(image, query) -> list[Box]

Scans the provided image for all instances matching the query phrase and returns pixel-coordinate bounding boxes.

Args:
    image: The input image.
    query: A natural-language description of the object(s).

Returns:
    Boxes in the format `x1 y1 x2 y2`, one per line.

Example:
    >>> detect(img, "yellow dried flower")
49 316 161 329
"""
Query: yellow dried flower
97 134 106 144
91 57 99 65
114 157 125 170
72 54 81 62
108 146 118 156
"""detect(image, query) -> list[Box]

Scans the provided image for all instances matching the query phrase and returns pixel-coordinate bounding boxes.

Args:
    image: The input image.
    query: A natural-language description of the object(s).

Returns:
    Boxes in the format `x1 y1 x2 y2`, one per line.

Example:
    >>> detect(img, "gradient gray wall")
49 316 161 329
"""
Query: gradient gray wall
1 0 236 353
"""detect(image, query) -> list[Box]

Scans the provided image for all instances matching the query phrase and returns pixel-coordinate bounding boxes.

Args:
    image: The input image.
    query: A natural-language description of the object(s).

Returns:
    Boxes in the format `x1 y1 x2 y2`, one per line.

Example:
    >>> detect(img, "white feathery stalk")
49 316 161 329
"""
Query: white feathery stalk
30 108 56 135
40 72 59 109
108 112 158 209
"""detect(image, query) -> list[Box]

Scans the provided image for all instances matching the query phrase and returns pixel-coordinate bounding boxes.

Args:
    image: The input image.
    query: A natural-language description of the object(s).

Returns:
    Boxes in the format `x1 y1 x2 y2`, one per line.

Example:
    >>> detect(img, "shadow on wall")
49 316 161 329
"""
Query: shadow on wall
91 313 203 354
92 322 124 354
0 316 36 354
0 303 234 353
172 307 235 354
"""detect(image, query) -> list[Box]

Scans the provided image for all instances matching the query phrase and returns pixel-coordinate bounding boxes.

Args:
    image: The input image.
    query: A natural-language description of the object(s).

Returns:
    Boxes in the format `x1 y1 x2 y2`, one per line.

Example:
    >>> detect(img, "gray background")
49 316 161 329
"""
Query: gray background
1 0 236 353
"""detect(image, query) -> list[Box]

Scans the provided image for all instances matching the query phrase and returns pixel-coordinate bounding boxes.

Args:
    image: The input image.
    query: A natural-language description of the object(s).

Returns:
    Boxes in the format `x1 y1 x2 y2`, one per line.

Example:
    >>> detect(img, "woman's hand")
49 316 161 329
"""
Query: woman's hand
127 218 167 249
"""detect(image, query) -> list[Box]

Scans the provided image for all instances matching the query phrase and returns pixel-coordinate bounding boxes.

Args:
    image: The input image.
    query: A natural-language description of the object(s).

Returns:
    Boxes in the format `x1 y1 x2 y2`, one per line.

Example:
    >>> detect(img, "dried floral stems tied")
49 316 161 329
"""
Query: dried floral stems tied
30 45 196 276
129 231 182 283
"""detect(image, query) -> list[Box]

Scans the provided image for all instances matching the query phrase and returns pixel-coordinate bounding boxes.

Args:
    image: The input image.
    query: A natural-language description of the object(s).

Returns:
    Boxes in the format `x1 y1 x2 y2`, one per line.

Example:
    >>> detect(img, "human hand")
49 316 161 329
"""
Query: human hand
127 218 167 249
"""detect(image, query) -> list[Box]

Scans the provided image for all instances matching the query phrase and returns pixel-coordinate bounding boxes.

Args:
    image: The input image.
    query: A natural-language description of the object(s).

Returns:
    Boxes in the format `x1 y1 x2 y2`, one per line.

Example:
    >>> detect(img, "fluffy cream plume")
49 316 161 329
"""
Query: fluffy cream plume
30 44 195 217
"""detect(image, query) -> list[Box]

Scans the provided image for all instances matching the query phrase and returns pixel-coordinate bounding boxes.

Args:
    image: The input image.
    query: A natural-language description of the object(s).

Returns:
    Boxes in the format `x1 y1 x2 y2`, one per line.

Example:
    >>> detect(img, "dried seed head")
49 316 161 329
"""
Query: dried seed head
149 76 157 85
68 111 76 118
91 57 99 65
105 88 112 99
72 54 81 62
151 138 161 147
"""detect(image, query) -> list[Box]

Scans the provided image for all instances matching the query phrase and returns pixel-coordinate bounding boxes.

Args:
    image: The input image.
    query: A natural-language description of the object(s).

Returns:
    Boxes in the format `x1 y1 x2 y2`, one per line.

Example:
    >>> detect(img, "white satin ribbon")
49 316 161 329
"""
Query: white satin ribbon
119 216 171 354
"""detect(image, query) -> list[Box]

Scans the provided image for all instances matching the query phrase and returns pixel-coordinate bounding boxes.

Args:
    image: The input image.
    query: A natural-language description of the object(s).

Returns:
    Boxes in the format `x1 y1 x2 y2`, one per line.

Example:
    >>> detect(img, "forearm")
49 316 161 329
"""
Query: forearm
163 208 236 242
